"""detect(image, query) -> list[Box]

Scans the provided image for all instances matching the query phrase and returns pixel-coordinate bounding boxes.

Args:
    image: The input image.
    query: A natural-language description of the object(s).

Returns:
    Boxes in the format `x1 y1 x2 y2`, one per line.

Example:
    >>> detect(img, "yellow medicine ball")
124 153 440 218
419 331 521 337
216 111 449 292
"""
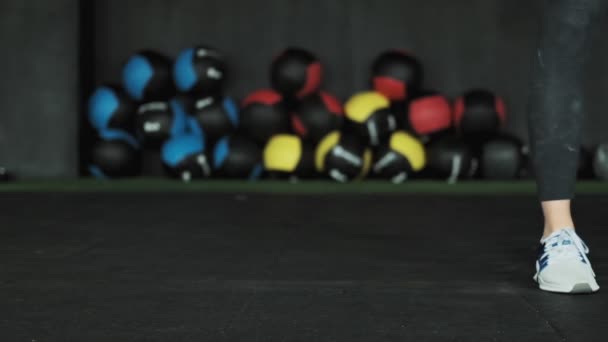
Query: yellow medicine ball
315 131 372 182
263 134 315 178
372 130 426 183
344 91 396 146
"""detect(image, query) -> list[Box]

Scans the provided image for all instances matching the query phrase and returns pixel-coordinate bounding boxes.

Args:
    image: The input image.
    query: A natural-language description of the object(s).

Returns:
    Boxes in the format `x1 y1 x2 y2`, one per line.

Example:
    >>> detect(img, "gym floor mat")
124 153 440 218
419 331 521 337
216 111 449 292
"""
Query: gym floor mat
0 191 606 340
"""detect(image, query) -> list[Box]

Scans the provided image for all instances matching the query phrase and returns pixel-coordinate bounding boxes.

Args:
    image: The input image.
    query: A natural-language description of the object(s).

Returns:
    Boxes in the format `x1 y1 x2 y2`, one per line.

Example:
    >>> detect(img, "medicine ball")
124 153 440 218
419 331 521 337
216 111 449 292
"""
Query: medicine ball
179 95 238 144
406 90 452 141
263 134 315 179
174 46 227 95
574 146 594 179
89 129 141 179
292 91 343 143
454 89 506 143
371 50 423 101
271 48 322 98
478 134 525 180
519 145 534 179
426 135 476 183
88 85 136 131
315 131 372 182
239 89 290 145
213 135 263 179
161 134 211 182
593 143 608 181
344 91 397 146
0 167 14 182
135 100 188 147
372 131 426 183
123 50 175 101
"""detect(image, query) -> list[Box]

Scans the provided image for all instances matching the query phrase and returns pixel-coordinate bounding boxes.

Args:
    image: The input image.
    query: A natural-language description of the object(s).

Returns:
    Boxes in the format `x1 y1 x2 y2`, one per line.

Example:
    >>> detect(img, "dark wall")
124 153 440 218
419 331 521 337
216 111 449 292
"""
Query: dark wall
0 0 79 178
93 0 608 145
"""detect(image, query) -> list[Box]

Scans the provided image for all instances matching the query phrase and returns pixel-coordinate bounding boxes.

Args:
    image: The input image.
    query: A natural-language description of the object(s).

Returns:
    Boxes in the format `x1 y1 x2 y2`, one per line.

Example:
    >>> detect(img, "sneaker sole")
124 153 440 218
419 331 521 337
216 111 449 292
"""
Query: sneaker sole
539 282 600 294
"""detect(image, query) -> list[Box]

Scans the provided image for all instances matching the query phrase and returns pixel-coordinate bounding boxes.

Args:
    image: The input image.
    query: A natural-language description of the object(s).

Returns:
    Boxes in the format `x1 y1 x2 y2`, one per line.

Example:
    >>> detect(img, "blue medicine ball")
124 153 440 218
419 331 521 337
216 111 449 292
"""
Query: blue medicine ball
135 99 189 147
161 134 211 181
88 85 136 131
89 129 141 179
179 95 238 144
123 50 175 101
174 46 227 95
213 135 263 180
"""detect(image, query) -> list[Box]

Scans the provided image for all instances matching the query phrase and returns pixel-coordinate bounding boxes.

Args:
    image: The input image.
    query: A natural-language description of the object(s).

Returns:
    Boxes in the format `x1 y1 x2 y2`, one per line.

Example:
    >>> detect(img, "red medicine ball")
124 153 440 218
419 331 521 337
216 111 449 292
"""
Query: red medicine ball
453 89 506 142
407 91 452 140
240 89 290 146
371 50 423 101
271 48 322 99
292 92 343 143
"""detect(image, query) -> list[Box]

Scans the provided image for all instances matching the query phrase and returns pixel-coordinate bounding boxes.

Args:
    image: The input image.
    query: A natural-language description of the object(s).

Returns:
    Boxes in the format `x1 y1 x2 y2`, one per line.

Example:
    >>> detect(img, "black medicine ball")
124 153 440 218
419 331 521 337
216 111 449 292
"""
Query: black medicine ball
577 146 595 179
0 167 14 182
271 48 322 99
593 143 608 181
478 134 525 180
135 100 188 147
292 91 344 143
426 135 476 183
239 89 290 146
178 95 239 144
123 50 175 101
213 135 263 180
454 89 506 143
174 46 227 95
89 130 141 179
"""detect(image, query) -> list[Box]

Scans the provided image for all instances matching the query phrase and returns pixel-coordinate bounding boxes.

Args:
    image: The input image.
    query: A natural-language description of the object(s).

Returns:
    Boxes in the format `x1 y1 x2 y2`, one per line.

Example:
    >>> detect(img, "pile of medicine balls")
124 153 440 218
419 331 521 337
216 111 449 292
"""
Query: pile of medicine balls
86 46 608 182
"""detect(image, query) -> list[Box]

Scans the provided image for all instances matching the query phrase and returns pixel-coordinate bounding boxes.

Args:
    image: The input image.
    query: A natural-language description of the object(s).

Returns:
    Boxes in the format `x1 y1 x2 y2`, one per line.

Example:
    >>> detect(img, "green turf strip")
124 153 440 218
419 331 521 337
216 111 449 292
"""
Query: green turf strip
1 179 608 194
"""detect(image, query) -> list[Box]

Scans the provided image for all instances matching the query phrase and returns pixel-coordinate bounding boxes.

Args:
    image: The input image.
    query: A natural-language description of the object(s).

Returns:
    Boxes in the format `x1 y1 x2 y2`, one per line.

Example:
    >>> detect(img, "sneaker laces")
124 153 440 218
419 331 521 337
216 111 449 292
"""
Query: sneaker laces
543 229 594 275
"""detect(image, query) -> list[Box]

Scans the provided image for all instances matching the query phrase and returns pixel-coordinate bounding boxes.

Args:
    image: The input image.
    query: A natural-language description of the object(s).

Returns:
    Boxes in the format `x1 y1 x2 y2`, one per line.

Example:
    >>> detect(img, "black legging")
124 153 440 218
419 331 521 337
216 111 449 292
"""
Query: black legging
528 0 601 201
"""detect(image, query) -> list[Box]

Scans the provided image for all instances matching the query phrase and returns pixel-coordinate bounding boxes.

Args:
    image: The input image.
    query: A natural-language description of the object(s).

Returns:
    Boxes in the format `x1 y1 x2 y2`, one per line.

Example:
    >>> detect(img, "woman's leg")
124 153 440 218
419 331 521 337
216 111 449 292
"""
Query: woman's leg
528 0 601 293
541 200 574 237
528 0 600 236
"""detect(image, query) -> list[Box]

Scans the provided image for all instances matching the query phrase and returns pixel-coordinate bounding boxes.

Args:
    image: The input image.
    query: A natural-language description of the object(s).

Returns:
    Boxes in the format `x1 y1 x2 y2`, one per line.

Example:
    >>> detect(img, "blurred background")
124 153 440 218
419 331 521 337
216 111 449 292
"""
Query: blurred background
1 0 607 182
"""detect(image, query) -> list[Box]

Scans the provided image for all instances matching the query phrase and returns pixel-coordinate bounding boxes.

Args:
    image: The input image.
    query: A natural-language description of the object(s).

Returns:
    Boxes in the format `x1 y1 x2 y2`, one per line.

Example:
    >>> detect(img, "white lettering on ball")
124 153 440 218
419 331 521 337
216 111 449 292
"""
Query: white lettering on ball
143 122 162 132
138 102 168 114
333 146 362 167
197 154 211 176
329 169 348 183
196 97 215 110
207 67 223 80
373 152 397 173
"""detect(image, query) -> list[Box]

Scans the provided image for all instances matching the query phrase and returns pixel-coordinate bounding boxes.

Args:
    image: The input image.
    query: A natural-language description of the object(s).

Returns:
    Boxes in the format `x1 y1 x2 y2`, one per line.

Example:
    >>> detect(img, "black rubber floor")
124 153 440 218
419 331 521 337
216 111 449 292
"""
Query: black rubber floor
1 193 606 341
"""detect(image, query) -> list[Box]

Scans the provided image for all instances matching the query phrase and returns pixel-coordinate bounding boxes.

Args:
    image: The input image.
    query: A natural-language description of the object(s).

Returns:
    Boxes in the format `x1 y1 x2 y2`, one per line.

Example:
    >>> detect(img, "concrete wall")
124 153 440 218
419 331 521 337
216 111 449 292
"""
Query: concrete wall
0 0 79 178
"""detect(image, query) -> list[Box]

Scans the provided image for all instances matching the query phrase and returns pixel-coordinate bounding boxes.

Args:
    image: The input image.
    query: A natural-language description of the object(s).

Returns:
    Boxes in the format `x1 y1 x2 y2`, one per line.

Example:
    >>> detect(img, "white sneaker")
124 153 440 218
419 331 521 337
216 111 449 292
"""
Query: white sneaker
534 228 600 294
